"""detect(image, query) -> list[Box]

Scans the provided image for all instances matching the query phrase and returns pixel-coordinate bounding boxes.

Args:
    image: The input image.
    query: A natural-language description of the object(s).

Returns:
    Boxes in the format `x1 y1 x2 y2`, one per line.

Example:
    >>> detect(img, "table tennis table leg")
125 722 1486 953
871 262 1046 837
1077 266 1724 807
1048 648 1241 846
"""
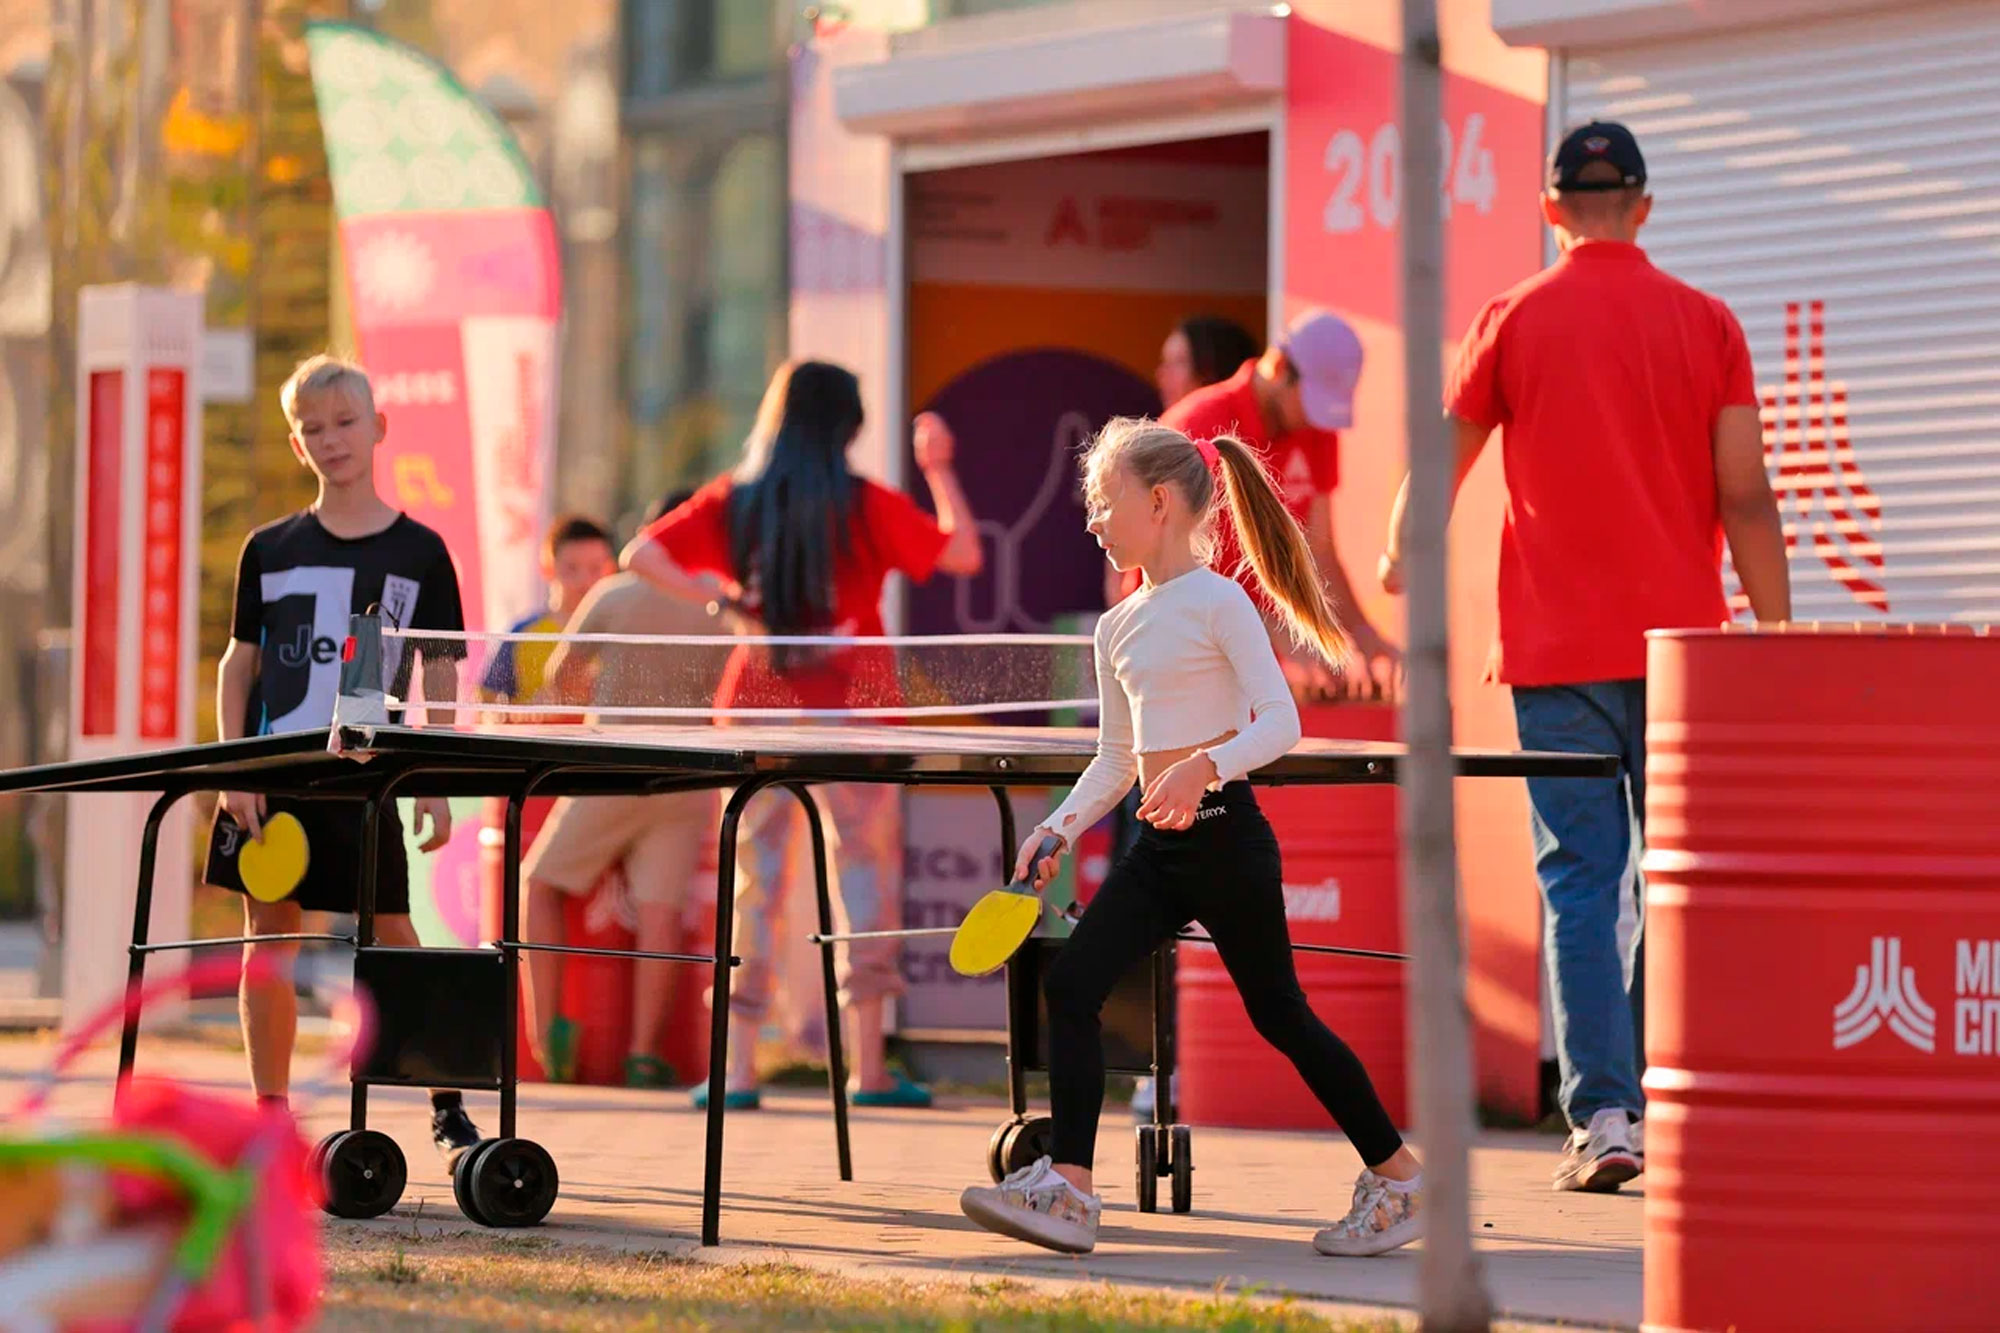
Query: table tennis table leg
704 778 768 1247
1152 943 1173 1129
499 787 531 1141
988 787 1029 1122
789 783 851 1183
116 792 184 1094
351 794 386 1133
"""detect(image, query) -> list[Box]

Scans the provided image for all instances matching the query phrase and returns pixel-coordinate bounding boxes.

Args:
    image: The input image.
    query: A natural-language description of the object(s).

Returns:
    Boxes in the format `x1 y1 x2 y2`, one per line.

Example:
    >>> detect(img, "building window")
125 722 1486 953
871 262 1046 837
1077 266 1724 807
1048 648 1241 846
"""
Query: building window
932 0 1063 16
619 0 788 516
623 128 786 506
622 0 780 98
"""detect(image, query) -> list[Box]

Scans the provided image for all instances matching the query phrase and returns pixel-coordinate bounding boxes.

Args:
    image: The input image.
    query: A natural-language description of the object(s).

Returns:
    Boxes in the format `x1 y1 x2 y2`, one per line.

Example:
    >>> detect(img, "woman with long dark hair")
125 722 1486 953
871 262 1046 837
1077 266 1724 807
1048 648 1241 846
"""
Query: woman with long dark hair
624 359 981 1107
1156 313 1261 411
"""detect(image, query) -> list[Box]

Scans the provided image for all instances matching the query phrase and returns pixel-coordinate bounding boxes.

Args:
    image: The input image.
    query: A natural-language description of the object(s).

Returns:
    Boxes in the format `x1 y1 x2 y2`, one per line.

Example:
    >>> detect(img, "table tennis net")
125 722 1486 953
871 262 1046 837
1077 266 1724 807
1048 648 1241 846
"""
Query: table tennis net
368 627 1100 722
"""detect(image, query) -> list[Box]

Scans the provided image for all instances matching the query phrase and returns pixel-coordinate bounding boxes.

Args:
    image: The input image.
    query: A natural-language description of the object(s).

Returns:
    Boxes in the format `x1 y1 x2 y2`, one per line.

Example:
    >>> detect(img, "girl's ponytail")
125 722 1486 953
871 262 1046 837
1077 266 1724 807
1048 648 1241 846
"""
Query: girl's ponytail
1209 434 1353 669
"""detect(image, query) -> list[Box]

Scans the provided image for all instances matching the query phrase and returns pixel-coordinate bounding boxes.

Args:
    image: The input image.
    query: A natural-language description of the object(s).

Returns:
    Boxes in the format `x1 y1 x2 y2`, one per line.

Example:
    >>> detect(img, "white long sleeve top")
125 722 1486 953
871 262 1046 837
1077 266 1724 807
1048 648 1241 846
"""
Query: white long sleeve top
1041 567 1303 842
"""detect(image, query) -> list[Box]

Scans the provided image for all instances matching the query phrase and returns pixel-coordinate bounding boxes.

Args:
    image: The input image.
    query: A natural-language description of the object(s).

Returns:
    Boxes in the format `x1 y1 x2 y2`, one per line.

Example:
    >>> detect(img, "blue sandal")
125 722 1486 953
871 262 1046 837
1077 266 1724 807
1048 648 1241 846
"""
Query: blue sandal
851 1070 933 1108
689 1079 760 1110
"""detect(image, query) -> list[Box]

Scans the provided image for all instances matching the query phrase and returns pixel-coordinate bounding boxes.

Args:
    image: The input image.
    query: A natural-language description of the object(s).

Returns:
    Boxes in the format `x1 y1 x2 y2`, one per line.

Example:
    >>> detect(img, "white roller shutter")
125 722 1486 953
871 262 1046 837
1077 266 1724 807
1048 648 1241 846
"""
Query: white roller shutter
1561 2 2000 625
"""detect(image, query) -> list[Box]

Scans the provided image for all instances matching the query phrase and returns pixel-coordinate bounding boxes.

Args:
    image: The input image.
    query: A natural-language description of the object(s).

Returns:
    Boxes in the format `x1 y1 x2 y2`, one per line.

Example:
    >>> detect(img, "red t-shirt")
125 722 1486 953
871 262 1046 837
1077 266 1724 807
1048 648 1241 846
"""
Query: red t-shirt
641 474 950 711
1113 361 1340 601
1447 241 1757 687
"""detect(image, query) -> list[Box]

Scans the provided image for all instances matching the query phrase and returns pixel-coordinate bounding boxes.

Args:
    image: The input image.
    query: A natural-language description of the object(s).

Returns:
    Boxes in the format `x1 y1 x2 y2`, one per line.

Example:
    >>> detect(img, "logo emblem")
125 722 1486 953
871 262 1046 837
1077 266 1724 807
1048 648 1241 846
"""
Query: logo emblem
1583 136 1610 153
1750 301 1889 613
1834 936 1935 1052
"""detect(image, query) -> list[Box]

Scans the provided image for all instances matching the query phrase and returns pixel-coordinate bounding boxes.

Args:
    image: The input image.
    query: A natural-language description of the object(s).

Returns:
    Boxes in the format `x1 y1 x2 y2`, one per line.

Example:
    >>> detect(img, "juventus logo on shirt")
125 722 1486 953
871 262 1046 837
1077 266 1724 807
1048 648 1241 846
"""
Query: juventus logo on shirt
260 566 356 733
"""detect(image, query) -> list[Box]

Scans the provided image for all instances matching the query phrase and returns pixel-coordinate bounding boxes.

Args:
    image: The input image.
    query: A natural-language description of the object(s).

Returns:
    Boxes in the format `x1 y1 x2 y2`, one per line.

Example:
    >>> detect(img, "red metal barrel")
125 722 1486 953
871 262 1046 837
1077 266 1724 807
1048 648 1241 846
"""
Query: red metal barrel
1643 626 2000 1332
1177 702 1406 1129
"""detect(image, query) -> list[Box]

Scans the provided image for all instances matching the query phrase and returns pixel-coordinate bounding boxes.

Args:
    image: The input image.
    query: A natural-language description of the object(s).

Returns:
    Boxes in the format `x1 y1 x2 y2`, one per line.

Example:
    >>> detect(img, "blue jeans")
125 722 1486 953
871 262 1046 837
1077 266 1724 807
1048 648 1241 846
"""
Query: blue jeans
1513 680 1647 1128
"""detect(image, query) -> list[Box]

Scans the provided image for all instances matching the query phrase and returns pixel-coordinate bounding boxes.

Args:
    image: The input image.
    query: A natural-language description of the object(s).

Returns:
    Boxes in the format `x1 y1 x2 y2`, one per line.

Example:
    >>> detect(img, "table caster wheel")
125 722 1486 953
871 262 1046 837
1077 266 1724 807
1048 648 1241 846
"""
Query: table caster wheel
453 1138 497 1225
986 1121 1014 1183
307 1130 342 1185
462 1137 559 1228
986 1115 1057 1183
1134 1125 1160 1214
319 1129 407 1220
1169 1124 1193 1214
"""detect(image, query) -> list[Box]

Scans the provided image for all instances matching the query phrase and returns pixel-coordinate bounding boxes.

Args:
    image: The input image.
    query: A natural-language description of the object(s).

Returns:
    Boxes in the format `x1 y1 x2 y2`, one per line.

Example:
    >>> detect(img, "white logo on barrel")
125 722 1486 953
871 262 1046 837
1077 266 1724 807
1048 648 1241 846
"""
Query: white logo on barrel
1833 936 1935 1053
1282 879 1342 922
1955 941 2000 1056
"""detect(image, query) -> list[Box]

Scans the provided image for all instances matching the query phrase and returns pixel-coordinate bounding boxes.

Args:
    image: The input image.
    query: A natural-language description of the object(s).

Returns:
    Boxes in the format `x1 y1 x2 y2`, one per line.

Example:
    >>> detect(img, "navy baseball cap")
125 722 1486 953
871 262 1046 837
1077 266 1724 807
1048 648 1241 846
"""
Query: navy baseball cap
1549 121 1646 193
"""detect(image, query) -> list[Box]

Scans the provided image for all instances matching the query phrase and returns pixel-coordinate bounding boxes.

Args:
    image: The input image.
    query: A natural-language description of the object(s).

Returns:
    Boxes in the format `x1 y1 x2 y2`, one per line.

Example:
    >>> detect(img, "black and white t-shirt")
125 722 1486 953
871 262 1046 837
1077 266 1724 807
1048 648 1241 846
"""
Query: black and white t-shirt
231 511 466 735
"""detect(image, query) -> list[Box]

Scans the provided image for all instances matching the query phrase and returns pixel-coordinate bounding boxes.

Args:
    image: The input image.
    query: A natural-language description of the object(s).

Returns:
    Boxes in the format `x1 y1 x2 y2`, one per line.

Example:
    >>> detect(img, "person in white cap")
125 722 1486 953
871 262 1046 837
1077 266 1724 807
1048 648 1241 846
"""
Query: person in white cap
1154 308 1399 697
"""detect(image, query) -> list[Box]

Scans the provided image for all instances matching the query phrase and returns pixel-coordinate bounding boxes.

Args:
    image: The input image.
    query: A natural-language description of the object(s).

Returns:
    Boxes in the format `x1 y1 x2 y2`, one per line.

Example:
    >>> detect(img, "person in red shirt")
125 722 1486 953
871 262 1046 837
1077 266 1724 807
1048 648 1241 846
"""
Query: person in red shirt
1378 121 1789 1193
624 359 983 1110
1121 309 1401 697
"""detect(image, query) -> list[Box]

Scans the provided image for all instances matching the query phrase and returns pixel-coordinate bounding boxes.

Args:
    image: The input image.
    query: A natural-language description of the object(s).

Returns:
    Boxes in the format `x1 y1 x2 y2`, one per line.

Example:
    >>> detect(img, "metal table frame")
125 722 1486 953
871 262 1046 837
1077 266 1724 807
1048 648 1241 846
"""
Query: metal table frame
0 723 1614 1246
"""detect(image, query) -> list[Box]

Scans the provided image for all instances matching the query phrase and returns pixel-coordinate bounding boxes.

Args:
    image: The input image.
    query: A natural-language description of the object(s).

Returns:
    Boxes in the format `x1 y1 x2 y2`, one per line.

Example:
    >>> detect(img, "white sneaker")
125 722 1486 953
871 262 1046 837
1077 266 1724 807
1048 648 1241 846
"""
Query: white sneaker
960 1156 1101 1254
1553 1108 1641 1193
1313 1168 1424 1257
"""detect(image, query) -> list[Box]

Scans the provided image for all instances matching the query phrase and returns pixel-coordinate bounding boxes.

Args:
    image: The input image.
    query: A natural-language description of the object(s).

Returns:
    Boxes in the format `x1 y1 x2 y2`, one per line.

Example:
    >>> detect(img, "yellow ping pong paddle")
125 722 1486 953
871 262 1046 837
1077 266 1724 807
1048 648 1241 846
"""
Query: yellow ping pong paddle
949 835 1064 978
239 811 309 903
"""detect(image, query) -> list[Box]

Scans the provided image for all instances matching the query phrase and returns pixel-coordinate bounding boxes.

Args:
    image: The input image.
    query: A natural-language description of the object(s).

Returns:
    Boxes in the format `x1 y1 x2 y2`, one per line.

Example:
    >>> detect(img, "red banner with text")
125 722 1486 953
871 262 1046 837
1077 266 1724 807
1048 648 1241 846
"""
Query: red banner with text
1285 20 1544 338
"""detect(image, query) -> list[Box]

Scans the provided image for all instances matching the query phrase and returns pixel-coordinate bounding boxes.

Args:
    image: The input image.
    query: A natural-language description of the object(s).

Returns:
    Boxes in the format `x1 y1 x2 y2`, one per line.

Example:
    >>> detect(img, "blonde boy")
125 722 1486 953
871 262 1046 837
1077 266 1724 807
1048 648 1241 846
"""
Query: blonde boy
206 354 484 1167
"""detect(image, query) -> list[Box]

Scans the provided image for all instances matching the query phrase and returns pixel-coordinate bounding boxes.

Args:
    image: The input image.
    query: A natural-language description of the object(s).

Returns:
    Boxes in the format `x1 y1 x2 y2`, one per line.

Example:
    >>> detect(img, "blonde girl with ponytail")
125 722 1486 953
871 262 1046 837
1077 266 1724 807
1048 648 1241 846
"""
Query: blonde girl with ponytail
957 417 1424 1260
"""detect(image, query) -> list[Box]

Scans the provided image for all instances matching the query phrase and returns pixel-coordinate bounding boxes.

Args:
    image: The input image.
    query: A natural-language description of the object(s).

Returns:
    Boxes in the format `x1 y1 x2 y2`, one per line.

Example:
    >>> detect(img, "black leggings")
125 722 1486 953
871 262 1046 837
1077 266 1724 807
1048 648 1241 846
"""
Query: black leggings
1044 782 1404 1171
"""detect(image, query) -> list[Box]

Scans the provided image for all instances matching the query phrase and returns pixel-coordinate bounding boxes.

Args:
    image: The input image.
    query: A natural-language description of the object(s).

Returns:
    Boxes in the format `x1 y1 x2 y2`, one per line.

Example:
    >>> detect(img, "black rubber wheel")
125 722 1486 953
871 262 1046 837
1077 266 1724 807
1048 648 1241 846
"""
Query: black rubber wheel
307 1131 343 1188
453 1138 497 1225
319 1129 407 1220
986 1121 1015 1183
468 1137 560 1228
1169 1124 1193 1214
1134 1125 1159 1214
1001 1115 1056 1176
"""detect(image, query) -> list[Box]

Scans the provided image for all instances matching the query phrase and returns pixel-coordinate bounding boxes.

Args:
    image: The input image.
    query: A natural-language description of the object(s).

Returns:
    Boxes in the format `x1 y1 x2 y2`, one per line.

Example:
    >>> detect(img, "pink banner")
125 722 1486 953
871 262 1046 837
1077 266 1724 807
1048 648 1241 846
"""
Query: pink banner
340 213 559 634
342 211 560 327
355 321 485 636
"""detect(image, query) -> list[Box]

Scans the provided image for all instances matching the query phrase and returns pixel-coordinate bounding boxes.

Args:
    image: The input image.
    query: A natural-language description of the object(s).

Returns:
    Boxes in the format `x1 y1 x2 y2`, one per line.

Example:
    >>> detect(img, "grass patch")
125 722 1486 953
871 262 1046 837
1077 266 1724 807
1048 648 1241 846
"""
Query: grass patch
319 1227 1406 1332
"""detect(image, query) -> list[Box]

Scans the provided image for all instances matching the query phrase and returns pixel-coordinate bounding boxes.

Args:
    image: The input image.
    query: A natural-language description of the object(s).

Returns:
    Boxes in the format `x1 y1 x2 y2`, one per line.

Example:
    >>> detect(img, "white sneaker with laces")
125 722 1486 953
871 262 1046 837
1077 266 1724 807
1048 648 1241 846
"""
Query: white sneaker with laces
1554 1107 1641 1193
960 1156 1101 1254
1313 1168 1424 1257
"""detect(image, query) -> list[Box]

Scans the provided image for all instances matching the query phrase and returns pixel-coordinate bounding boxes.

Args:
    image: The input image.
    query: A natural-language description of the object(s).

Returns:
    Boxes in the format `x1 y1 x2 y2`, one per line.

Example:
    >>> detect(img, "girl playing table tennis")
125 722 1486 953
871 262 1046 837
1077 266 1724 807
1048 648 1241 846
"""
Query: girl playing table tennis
623 359 982 1109
957 417 1422 1258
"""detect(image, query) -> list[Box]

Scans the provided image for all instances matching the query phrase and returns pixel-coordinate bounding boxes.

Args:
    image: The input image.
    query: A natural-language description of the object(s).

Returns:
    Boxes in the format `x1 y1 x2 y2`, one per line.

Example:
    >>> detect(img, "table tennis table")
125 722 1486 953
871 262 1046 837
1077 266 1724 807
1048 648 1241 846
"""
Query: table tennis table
0 714 1616 1245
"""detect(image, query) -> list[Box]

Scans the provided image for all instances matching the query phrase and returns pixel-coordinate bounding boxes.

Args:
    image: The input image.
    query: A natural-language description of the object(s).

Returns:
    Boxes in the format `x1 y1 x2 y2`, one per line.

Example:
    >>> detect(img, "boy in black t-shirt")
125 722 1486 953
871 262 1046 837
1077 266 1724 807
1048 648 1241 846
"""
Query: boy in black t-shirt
206 353 483 1169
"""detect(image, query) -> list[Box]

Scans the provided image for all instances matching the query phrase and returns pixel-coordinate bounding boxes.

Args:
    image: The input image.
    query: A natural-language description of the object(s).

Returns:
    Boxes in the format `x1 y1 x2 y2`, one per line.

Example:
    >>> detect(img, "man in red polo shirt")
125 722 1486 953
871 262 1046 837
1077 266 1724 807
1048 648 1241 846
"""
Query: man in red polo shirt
1378 121 1790 1193
1148 308 1401 693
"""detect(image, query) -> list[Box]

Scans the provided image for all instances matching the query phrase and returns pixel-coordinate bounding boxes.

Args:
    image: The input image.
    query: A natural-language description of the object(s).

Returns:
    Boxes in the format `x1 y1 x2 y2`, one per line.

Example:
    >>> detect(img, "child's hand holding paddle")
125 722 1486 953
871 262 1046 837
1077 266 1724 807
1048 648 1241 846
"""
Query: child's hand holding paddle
219 791 266 842
1012 829 1067 891
948 832 1068 978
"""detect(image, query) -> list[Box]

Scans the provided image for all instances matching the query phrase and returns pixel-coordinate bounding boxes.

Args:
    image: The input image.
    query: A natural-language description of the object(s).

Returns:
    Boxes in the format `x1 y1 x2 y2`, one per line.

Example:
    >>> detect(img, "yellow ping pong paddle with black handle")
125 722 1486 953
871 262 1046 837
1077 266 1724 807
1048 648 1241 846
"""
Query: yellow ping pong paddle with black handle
948 834 1065 978
238 810 310 903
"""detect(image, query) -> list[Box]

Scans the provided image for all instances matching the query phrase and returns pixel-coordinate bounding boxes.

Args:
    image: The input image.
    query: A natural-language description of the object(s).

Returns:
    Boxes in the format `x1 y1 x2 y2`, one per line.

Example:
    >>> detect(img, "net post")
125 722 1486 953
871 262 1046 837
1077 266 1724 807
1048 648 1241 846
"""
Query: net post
333 611 389 731
1400 4 1493 1328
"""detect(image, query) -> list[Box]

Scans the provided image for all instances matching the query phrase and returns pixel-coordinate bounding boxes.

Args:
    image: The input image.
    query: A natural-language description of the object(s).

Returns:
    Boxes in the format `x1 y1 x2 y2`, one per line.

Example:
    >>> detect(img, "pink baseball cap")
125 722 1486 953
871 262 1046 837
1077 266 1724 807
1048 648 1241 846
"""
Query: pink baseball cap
1278 308 1364 431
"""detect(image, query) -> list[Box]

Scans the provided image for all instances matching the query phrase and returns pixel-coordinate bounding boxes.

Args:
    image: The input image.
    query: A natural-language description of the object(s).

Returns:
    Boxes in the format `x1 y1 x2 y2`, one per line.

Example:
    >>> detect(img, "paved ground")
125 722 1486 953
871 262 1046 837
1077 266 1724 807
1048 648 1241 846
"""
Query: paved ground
0 1038 1642 1330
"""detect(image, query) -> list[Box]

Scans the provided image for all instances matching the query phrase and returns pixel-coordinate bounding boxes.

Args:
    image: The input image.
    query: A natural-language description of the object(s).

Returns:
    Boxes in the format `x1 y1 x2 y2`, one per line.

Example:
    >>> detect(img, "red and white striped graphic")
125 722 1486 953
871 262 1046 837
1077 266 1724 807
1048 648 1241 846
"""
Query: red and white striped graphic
1746 300 1888 613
